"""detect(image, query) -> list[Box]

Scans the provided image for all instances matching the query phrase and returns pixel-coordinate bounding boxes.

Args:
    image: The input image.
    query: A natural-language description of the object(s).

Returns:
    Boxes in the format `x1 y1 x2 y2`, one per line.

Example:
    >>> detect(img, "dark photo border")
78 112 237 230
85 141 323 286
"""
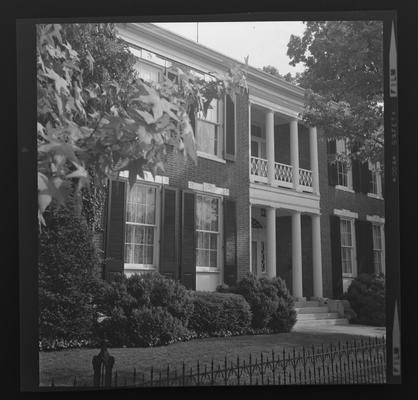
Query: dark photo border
14 2 408 394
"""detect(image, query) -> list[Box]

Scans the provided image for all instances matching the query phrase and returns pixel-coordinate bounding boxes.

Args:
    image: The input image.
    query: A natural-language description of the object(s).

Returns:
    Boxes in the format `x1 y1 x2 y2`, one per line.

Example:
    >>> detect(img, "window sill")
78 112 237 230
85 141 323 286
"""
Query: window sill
124 264 157 271
367 193 384 200
196 266 221 273
335 185 355 193
197 151 226 164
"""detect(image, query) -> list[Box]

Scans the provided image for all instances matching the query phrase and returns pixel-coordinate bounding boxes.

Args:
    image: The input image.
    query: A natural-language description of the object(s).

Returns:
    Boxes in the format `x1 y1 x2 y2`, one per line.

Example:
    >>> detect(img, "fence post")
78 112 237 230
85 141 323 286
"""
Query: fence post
92 341 115 388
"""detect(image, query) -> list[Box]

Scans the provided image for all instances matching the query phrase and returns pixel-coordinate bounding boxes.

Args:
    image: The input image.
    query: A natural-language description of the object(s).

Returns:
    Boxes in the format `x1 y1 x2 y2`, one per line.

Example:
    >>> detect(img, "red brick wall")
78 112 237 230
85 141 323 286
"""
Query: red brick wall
317 128 385 298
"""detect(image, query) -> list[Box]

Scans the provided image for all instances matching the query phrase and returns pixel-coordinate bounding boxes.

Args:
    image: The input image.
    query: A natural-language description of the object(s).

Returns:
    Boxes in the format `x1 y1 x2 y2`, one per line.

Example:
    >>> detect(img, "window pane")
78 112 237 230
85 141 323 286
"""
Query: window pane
209 250 217 268
196 120 217 155
251 141 259 157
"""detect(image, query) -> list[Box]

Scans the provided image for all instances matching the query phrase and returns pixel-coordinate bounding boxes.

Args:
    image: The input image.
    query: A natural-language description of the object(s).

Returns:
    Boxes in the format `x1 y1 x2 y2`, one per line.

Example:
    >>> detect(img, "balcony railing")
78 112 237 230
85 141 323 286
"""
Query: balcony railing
250 156 268 183
274 162 293 188
299 168 313 191
251 156 314 193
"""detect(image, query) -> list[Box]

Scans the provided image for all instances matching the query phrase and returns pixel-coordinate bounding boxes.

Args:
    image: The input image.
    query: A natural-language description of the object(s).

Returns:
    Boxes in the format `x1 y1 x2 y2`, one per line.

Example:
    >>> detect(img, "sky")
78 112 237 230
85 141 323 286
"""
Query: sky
154 22 306 76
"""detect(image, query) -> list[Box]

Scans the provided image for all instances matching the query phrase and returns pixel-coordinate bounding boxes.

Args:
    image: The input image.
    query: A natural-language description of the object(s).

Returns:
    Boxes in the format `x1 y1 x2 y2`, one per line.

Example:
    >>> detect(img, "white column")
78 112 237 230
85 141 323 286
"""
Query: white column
249 102 253 182
309 126 320 195
292 211 303 298
312 214 323 298
266 206 276 278
290 119 300 191
266 110 275 185
249 204 253 273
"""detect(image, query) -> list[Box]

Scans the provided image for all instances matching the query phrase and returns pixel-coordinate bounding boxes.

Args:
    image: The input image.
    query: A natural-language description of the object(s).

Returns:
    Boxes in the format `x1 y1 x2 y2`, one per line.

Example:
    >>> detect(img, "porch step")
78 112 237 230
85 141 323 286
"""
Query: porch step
294 318 349 328
294 300 320 308
295 306 329 314
297 312 340 320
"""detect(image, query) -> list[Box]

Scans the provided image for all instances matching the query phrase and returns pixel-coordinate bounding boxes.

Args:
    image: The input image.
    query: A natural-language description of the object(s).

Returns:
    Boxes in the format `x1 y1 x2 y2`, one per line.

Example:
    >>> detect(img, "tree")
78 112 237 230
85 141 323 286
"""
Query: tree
37 23 248 228
287 21 384 165
261 65 300 85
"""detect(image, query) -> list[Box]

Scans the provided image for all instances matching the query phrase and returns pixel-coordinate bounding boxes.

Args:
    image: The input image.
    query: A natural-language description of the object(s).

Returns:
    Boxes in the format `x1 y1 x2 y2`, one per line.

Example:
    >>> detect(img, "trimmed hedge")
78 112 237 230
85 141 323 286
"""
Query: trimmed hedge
223 274 297 333
188 292 252 337
129 307 195 347
345 273 386 326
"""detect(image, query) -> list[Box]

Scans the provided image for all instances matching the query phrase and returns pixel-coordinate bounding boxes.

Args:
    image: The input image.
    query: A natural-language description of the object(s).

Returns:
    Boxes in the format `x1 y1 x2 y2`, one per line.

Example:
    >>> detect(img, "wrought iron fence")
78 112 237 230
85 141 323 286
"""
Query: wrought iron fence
49 336 386 388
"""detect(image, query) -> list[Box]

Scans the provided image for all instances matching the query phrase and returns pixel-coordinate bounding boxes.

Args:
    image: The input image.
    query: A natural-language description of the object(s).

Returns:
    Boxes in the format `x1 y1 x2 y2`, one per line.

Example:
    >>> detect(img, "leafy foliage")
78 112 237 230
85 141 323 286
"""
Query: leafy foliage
345 273 386 326
128 307 194 347
38 195 103 342
188 292 252 337
37 23 248 228
287 21 384 164
261 65 300 85
224 274 297 332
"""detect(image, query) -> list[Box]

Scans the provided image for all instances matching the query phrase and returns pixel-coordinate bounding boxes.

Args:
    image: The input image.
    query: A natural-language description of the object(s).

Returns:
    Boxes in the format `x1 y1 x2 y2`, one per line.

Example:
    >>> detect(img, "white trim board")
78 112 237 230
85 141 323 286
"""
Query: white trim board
188 181 230 196
333 209 359 219
366 215 385 224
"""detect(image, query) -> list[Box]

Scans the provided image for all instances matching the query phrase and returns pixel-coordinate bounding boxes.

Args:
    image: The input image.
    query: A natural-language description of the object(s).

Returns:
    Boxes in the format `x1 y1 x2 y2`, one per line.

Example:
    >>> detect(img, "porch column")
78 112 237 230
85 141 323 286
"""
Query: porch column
290 119 300 191
249 203 253 274
292 211 303 298
309 126 320 195
312 214 323 298
266 110 275 185
266 206 276 278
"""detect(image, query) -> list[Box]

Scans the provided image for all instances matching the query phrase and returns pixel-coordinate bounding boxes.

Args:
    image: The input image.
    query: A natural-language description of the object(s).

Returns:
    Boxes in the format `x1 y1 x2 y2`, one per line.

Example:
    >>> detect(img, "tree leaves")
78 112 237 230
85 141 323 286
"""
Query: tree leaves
37 22 247 227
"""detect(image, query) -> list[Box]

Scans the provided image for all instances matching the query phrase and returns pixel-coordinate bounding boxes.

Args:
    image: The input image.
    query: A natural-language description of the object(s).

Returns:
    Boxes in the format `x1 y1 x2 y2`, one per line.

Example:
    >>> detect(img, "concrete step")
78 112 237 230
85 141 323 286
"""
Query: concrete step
297 312 340 320
294 300 320 308
295 306 329 314
294 318 349 328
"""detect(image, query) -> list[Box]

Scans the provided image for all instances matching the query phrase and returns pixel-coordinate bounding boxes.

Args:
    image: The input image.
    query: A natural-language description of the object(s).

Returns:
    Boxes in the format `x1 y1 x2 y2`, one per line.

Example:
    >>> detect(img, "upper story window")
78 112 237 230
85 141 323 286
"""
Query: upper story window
372 223 385 274
196 98 223 158
340 218 356 276
336 139 353 189
251 124 266 159
368 161 383 198
124 183 159 267
195 194 221 269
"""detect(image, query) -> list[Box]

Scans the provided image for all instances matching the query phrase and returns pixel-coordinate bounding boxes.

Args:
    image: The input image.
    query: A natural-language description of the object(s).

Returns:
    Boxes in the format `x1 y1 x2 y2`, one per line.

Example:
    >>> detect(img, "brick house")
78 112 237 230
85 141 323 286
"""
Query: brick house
96 23 385 301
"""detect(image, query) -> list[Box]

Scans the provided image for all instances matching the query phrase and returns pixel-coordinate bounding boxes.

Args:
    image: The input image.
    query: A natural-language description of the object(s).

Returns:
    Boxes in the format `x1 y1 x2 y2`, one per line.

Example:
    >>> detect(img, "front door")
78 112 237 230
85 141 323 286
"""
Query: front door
251 229 266 277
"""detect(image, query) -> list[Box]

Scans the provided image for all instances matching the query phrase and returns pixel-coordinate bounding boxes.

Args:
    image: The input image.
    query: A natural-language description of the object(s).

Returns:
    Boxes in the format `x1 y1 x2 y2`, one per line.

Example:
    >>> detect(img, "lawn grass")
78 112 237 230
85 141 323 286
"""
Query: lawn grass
39 331 381 387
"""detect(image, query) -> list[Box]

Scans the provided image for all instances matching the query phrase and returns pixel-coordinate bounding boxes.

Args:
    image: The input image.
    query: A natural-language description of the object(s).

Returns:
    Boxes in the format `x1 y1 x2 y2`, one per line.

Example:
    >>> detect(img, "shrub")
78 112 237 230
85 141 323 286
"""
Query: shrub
92 307 131 347
231 274 296 332
345 273 386 326
123 273 194 325
128 307 194 347
38 200 102 343
188 292 252 336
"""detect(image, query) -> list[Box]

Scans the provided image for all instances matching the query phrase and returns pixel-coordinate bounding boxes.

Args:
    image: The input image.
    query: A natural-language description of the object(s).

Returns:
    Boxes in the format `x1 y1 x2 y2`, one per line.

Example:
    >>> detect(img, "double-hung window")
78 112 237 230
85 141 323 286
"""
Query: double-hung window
340 218 356 276
124 183 158 268
372 223 385 274
368 161 383 198
336 139 352 189
196 98 223 159
196 194 221 269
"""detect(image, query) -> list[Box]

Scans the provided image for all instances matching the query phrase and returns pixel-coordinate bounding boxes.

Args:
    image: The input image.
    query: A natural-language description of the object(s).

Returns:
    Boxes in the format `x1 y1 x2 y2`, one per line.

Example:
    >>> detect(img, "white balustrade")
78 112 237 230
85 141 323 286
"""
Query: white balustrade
250 156 268 183
274 162 293 187
299 168 313 191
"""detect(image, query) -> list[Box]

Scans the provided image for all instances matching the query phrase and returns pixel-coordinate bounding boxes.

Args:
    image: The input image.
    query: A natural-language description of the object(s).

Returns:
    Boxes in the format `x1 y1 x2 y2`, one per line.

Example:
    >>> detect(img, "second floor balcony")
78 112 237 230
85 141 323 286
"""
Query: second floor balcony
249 103 319 195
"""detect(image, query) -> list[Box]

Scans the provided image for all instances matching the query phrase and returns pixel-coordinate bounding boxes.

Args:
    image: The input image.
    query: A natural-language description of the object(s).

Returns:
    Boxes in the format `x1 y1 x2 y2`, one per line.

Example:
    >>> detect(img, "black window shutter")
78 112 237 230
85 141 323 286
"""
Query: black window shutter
330 215 343 298
224 94 236 160
360 162 372 194
181 190 196 290
160 186 180 280
223 198 237 286
104 179 126 281
352 158 361 192
327 139 338 186
355 220 374 275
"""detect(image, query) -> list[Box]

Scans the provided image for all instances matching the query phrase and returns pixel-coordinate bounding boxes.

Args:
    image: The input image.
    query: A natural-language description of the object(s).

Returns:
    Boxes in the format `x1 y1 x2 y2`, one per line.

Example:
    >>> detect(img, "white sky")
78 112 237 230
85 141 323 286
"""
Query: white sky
154 22 306 75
